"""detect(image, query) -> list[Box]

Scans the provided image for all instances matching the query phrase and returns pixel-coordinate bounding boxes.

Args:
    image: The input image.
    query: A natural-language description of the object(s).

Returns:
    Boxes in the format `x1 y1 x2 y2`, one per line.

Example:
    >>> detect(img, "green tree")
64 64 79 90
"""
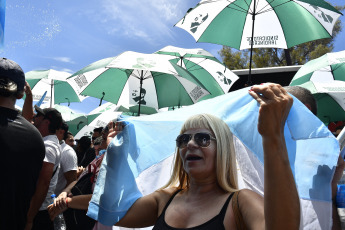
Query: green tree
219 5 345 70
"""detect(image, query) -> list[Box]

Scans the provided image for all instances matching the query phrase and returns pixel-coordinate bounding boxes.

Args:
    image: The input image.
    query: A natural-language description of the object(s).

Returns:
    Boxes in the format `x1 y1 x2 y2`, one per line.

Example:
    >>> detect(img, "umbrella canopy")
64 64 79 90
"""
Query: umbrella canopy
290 50 345 124
116 104 158 116
290 50 345 85
40 104 89 135
67 51 210 115
68 113 100 137
74 111 123 139
88 102 118 114
295 80 345 124
175 0 342 84
89 102 158 116
154 45 239 97
26 69 84 107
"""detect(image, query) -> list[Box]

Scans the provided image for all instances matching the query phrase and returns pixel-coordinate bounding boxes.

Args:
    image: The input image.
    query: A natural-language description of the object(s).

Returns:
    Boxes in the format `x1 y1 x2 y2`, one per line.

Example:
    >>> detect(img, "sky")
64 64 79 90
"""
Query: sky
1 0 344 114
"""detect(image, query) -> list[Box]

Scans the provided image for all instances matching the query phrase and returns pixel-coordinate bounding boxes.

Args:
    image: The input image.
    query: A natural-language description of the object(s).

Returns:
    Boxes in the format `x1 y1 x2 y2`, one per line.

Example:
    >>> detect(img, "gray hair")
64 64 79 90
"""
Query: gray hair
285 86 317 115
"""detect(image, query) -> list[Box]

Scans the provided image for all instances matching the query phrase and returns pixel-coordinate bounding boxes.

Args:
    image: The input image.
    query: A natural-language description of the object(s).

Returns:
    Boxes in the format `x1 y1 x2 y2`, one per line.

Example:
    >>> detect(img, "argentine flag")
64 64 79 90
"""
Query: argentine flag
0 0 5 47
87 87 339 230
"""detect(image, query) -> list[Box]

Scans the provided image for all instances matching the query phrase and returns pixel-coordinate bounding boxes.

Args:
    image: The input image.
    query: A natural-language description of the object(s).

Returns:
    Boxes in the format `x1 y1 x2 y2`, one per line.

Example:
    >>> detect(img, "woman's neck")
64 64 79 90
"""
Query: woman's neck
184 180 226 200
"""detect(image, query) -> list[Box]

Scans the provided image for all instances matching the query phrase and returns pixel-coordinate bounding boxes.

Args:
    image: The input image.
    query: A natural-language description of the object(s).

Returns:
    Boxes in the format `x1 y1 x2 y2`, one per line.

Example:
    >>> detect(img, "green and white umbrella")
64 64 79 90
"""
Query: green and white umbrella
40 104 91 135
290 50 345 85
175 0 342 84
74 111 123 139
290 50 345 124
155 45 239 97
293 80 345 124
67 51 210 115
68 112 102 137
89 101 158 116
26 69 85 107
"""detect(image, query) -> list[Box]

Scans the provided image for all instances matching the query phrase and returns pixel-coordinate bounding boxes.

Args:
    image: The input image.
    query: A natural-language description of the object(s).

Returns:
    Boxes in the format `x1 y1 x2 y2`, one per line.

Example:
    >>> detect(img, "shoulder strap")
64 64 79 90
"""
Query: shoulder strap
161 189 182 214
51 165 58 179
232 190 246 230
219 192 235 217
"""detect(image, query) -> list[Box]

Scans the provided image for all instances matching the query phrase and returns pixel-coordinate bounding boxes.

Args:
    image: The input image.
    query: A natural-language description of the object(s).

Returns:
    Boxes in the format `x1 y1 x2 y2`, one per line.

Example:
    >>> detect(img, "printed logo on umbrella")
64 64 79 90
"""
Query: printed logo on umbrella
310 5 333 23
247 36 279 46
132 88 147 105
190 13 208 33
190 86 206 101
132 58 156 69
216 71 232 85
74 74 88 89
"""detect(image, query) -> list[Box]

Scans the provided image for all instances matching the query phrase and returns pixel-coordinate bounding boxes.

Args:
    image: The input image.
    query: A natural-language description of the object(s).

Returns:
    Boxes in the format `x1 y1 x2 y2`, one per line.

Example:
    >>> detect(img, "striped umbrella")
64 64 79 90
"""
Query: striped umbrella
67 51 210 116
175 0 342 84
155 45 239 97
290 50 345 124
26 69 84 107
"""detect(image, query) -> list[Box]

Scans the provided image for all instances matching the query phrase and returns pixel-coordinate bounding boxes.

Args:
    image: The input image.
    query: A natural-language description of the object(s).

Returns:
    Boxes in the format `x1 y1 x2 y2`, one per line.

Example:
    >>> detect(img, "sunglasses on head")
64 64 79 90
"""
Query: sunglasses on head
176 132 216 148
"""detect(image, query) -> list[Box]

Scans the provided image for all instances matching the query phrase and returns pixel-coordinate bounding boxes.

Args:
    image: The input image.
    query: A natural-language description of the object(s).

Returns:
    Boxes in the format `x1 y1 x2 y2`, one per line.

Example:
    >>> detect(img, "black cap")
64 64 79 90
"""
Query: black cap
76 136 91 150
60 120 69 133
35 105 63 132
0 58 25 91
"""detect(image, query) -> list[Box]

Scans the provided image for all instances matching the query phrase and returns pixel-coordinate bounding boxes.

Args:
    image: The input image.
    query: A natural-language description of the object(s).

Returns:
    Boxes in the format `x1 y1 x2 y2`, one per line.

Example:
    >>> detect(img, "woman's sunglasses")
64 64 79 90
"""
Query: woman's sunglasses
176 132 216 148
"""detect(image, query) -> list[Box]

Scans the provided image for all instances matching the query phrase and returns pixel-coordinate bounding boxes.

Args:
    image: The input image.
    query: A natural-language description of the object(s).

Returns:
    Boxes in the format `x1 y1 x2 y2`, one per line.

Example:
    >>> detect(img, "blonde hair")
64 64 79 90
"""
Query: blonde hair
162 114 238 192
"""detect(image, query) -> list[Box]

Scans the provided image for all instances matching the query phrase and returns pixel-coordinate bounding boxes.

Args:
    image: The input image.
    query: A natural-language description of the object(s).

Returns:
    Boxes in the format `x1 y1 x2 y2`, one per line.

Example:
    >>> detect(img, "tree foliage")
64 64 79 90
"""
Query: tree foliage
219 5 345 70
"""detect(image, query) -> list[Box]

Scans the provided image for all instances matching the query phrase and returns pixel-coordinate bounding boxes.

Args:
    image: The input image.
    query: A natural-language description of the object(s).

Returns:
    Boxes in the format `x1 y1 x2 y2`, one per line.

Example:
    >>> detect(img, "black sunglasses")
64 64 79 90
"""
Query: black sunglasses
176 132 216 148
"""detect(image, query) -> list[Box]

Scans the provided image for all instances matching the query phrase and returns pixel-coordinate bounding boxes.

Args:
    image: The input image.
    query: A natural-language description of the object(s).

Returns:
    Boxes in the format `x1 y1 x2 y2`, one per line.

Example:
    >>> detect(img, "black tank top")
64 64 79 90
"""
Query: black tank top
153 190 234 230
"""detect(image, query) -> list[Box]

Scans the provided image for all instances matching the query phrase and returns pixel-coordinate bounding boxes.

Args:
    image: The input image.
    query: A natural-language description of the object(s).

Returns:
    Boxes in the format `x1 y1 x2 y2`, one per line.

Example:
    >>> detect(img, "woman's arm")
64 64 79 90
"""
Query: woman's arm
249 83 300 230
53 180 77 210
47 194 92 220
116 188 174 228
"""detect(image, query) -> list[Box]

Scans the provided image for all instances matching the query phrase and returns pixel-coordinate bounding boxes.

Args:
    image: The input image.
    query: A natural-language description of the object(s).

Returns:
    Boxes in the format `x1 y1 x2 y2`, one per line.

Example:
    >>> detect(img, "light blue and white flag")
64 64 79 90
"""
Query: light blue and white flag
88 87 339 230
34 91 47 108
0 0 5 47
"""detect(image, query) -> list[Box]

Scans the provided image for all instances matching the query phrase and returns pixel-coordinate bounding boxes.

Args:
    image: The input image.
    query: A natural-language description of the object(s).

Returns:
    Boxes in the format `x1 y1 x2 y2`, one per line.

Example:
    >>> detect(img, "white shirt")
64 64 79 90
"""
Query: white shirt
55 141 78 195
40 135 61 210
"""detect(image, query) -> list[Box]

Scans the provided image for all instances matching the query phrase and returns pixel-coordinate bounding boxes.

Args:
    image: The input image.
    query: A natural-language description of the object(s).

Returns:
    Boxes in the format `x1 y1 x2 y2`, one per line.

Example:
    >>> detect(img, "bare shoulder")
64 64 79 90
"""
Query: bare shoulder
154 187 181 213
237 189 263 205
116 187 180 228
236 189 265 229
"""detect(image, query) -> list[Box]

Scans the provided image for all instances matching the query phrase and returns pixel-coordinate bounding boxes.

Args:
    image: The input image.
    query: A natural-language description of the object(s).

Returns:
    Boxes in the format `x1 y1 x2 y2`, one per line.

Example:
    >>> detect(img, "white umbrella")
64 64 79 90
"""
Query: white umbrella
155 45 239 95
26 69 85 107
67 51 210 115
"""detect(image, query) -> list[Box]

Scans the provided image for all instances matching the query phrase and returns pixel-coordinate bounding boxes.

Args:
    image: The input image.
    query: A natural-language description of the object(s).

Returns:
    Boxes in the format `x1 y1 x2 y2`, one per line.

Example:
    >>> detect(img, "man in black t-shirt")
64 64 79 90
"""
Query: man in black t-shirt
0 58 45 230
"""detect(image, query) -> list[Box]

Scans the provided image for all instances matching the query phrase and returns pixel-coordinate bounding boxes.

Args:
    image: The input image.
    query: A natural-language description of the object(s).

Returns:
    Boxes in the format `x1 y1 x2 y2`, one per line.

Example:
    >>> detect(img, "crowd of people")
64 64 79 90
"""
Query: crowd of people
1 57 345 230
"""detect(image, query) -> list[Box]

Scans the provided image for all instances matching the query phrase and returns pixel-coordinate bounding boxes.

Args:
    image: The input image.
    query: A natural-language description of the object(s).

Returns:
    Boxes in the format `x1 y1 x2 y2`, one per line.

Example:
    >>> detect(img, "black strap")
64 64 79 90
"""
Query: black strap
161 189 183 214
219 192 235 217
51 166 58 179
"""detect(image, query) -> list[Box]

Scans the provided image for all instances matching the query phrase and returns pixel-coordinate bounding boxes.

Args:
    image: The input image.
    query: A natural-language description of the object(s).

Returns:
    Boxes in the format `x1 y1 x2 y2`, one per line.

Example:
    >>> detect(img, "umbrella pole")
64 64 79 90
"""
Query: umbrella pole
50 79 53 108
247 0 256 87
138 70 144 116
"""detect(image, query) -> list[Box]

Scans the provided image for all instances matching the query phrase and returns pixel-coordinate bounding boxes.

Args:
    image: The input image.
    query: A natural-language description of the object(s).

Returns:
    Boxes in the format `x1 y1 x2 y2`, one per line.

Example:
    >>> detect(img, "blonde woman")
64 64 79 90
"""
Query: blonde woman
114 83 300 230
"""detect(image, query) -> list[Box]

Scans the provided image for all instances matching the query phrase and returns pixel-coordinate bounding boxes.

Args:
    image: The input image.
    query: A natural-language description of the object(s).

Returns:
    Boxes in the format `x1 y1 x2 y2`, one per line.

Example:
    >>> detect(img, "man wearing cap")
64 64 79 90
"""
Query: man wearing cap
25 106 63 230
55 121 77 196
0 58 45 230
76 135 95 167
